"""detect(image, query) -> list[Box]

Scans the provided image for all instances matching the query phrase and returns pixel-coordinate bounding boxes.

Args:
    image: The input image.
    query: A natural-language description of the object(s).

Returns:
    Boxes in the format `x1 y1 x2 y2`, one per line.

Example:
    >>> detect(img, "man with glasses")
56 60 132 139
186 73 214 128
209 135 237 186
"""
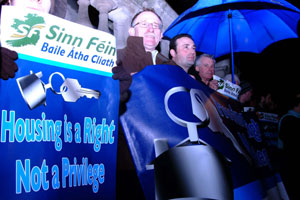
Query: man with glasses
115 8 169 75
112 8 170 199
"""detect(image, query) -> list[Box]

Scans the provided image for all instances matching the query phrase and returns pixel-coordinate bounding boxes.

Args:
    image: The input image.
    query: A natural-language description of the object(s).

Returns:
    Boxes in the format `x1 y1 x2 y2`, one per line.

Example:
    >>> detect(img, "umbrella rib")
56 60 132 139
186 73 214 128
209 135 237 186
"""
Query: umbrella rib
239 10 261 53
213 13 224 57
271 9 299 37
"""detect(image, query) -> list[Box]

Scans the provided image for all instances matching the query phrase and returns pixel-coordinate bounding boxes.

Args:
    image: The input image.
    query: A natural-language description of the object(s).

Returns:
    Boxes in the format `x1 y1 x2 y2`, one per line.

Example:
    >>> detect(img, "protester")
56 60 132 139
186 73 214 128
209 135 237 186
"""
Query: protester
169 33 196 73
112 8 172 102
255 91 278 113
115 8 169 75
194 53 218 90
113 8 170 200
278 92 300 199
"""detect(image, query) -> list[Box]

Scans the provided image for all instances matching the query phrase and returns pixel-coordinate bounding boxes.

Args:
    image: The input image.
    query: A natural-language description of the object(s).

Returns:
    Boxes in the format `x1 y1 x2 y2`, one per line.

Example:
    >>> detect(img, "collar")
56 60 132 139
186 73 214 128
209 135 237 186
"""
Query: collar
151 50 158 65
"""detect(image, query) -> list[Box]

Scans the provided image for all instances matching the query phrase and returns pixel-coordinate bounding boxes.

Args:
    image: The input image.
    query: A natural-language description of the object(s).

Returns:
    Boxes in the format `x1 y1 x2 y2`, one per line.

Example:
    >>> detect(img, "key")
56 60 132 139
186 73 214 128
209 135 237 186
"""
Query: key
60 78 100 102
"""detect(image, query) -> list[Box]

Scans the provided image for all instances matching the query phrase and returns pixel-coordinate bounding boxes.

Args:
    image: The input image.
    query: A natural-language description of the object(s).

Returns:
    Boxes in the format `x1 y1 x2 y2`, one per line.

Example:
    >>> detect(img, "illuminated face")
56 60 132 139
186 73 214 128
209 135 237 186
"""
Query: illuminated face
11 0 51 13
129 11 163 52
170 37 196 72
196 56 215 82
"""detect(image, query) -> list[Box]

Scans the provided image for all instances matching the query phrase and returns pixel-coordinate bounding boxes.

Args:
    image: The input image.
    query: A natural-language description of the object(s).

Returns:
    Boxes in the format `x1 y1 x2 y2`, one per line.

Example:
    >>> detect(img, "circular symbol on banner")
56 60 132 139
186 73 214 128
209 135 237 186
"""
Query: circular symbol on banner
164 86 210 128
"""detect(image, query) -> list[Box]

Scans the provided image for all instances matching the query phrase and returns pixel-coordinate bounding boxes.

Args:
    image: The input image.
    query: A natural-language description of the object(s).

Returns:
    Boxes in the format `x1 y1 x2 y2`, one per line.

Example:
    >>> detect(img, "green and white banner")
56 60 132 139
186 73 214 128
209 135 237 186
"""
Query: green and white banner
1 5 116 76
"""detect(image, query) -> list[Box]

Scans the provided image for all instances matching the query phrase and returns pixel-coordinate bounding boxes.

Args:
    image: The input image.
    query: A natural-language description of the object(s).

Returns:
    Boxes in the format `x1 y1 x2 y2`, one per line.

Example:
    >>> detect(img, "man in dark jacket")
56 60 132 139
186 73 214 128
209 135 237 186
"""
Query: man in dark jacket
112 8 171 200
115 8 169 75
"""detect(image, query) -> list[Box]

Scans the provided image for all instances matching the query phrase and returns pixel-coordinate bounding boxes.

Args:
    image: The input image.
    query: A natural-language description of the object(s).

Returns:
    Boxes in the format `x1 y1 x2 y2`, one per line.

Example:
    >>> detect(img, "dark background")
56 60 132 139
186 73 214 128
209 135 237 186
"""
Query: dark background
166 0 300 115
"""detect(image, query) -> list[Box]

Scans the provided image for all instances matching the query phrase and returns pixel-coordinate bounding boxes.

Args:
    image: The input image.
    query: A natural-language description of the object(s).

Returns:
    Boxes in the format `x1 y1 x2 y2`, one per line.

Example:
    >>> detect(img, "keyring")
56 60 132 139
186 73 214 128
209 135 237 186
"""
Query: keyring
164 86 209 127
45 72 65 95
164 86 210 142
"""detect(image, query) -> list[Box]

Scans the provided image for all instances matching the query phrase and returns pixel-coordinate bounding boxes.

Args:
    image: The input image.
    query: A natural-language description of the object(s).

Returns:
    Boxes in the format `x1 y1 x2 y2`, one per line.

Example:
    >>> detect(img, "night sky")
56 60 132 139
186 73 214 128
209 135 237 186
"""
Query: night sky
166 0 300 115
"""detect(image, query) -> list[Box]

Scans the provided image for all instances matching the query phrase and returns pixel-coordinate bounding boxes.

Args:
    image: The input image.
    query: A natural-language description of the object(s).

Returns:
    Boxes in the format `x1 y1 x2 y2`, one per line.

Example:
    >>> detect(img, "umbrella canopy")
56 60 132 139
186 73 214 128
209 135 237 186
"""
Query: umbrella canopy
164 0 300 81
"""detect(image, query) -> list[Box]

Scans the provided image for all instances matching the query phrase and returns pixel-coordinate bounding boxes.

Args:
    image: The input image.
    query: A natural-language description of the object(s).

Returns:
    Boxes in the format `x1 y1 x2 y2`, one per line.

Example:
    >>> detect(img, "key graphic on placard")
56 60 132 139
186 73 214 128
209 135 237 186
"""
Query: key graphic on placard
60 78 101 102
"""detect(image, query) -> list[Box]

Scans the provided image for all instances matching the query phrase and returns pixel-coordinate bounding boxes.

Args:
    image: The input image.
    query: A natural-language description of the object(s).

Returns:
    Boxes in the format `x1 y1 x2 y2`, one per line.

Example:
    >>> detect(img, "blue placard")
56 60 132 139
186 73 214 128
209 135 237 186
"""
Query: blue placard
120 64 287 199
1 7 119 200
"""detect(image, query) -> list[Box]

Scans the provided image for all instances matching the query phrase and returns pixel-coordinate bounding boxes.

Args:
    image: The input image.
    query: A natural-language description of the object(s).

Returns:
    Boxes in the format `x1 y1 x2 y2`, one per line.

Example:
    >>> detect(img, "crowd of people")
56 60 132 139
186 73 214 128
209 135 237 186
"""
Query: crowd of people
0 1 298 199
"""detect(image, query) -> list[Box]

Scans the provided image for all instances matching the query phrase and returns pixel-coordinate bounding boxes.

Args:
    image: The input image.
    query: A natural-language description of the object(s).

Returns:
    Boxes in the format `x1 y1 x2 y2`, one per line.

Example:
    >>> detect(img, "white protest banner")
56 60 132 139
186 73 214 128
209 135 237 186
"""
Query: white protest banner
213 75 241 100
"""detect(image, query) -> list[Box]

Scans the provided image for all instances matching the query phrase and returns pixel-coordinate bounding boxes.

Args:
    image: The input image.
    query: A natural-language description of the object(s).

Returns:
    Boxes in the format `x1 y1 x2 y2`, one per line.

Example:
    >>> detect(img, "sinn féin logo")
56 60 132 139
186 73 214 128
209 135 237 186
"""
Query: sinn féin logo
6 13 45 47
217 79 224 90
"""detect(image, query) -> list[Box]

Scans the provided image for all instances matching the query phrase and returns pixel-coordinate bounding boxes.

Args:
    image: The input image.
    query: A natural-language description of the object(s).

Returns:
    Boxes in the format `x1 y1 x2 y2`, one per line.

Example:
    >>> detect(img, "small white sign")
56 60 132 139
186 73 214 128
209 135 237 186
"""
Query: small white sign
213 75 241 100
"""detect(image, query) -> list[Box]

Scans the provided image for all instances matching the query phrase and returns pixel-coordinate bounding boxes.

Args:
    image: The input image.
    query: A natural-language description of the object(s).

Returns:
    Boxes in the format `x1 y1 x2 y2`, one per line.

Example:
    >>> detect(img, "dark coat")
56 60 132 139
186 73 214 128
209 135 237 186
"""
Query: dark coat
115 36 174 199
117 36 170 74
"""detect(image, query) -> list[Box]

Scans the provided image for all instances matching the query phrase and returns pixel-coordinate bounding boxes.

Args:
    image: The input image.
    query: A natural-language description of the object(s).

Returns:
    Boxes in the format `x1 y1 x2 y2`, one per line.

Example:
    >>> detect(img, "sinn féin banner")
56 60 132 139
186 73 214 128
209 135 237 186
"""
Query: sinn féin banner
0 6 119 200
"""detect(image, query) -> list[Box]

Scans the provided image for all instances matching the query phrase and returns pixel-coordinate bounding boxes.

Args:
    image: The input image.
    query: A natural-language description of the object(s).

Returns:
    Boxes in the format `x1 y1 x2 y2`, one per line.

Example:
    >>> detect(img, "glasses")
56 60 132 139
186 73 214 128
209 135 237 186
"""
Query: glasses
133 21 163 30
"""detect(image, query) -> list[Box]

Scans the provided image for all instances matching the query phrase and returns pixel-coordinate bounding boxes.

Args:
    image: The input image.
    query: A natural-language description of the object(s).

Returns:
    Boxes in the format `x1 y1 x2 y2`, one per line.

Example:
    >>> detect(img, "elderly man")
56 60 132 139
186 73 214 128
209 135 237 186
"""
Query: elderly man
194 53 218 90
169 33 196 73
